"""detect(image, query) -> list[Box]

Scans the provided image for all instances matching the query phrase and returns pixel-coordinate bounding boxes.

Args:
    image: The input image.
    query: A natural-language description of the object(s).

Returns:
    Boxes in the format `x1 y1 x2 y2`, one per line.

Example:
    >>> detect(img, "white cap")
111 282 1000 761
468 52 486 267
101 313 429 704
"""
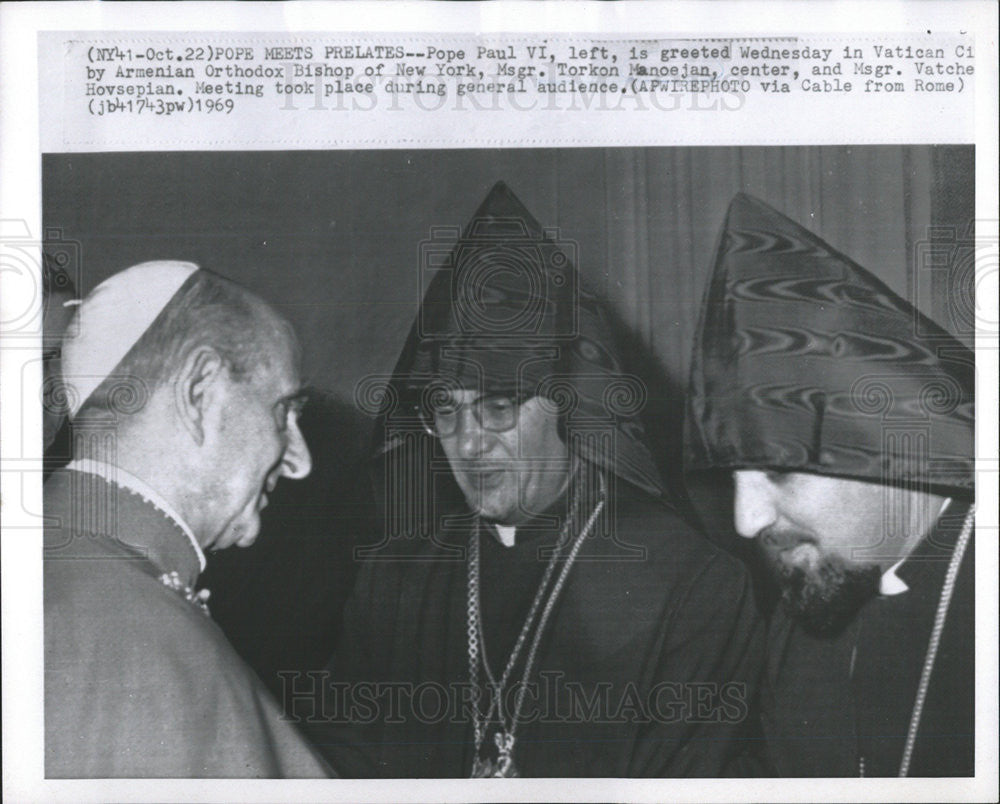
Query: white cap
62 261 200 418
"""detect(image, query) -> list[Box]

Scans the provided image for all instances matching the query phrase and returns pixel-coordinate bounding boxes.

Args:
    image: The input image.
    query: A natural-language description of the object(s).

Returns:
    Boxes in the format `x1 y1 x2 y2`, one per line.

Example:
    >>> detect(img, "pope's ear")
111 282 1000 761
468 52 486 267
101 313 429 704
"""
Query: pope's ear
174 346 227 446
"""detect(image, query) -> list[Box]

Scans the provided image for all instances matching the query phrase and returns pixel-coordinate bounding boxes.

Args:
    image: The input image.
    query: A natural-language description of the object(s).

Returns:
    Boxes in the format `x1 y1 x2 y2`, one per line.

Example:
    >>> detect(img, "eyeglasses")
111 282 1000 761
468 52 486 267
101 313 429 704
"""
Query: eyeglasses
420 394 527 438
272 392 308 433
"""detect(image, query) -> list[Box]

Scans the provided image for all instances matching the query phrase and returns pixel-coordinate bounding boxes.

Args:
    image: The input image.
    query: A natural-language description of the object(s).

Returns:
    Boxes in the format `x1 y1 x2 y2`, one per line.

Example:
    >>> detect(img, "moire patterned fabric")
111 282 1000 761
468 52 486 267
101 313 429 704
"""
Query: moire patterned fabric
380 180 664 498
685 193 974 496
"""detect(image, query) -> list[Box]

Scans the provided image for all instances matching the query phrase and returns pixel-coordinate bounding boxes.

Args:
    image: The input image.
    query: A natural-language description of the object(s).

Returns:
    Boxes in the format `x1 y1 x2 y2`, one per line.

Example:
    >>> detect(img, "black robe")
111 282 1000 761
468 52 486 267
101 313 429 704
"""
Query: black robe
306 479 764 777
760 503 974 776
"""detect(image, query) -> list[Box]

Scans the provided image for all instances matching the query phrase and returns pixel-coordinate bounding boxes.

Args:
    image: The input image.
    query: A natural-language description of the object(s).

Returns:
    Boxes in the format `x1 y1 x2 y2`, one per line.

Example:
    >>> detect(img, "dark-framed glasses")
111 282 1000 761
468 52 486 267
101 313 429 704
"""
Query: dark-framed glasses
420 393 527 438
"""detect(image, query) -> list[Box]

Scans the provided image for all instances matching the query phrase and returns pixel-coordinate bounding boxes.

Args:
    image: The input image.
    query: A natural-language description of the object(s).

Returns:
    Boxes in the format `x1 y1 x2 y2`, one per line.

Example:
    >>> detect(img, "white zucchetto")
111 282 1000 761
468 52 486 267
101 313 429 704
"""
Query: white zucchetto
61 261 200 418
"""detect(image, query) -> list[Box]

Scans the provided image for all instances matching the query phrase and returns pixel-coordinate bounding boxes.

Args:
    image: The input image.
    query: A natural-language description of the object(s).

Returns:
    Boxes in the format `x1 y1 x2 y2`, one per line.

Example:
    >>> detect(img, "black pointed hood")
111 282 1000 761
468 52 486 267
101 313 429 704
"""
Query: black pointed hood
685 193 974 497
377 181 664 498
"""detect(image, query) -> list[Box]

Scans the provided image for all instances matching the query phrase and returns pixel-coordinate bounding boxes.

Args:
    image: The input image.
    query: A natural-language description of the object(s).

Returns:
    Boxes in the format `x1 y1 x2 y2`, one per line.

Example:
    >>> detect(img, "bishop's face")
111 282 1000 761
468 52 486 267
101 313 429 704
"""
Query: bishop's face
434 389 570 525
732 469 946 635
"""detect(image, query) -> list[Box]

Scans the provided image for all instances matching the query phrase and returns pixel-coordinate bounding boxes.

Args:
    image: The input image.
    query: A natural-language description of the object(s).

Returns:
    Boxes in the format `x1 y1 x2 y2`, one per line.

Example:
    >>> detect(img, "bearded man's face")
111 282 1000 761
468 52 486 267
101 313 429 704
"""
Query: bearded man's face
732 470 943 636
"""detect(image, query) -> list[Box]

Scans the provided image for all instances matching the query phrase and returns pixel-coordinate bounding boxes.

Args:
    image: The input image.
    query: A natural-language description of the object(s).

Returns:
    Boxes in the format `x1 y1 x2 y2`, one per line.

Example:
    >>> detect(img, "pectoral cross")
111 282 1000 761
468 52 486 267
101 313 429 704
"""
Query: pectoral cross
470 730 519 778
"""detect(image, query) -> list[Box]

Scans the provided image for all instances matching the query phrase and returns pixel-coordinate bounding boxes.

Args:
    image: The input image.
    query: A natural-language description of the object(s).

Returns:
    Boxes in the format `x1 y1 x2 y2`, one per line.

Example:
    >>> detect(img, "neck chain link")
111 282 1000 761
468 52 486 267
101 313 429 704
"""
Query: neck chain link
898 502 975 777
467 471 606 778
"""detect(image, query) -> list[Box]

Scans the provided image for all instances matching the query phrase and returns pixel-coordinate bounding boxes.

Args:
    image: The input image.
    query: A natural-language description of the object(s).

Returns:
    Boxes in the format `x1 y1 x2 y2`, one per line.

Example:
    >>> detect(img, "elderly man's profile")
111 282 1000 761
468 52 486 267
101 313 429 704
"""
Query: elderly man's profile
44 261 330 777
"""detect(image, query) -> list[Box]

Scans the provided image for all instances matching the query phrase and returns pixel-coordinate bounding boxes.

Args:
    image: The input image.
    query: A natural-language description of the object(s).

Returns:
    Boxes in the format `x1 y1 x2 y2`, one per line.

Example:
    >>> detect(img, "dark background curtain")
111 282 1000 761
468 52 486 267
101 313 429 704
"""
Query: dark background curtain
43 146 974 690
43 146 973 398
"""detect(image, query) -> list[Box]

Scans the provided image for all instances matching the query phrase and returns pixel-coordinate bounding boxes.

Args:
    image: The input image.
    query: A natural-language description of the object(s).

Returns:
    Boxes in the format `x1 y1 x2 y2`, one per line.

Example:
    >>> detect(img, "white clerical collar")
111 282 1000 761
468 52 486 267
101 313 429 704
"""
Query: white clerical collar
879 497 953 596
495 524 517 548
488 466 577 549
65 458 206 572
879 560 909 596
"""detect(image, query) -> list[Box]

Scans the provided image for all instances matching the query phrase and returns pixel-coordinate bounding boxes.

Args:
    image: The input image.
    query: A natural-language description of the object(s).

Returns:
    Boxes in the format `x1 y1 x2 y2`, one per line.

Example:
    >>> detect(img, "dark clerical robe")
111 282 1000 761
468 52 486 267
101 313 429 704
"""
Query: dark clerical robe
44 468 331 777
761 504 974 776
307 481 764 777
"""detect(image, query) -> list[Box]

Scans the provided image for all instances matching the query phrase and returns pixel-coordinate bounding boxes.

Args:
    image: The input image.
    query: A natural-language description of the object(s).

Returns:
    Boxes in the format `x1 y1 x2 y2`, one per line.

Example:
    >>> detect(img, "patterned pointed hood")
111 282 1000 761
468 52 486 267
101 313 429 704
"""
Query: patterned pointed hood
376 181 663 498
685 193 974 497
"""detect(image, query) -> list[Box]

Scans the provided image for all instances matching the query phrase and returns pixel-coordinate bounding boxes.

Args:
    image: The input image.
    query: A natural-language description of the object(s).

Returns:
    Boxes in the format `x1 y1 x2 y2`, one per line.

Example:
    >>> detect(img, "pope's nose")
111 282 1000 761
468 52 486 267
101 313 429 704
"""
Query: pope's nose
280 417 312 480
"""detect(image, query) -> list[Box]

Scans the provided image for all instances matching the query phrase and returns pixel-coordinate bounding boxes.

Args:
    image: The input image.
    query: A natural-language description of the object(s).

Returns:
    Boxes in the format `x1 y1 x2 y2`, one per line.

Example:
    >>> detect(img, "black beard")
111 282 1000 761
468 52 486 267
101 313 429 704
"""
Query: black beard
772 551 881 638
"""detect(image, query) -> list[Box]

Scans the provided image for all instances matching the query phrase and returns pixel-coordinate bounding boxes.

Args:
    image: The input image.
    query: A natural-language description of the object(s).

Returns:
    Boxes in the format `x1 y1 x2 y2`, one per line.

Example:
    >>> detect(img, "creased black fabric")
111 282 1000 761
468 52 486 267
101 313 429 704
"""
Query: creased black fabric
311 479 765 777
377 180 664 498
685 193 974 497
761 507 974 776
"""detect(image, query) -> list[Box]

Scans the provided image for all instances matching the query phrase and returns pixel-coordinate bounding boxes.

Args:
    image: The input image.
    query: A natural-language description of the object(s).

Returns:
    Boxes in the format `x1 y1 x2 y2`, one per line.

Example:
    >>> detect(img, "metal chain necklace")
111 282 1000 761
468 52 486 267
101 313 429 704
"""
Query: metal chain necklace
467 473 606 778
897 502 975 777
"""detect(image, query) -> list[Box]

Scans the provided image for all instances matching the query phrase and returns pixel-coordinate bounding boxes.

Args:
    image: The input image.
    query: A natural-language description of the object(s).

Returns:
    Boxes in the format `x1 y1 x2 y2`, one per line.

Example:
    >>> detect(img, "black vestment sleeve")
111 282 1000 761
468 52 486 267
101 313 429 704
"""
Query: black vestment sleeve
626 552 766 776
304 561 386 778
